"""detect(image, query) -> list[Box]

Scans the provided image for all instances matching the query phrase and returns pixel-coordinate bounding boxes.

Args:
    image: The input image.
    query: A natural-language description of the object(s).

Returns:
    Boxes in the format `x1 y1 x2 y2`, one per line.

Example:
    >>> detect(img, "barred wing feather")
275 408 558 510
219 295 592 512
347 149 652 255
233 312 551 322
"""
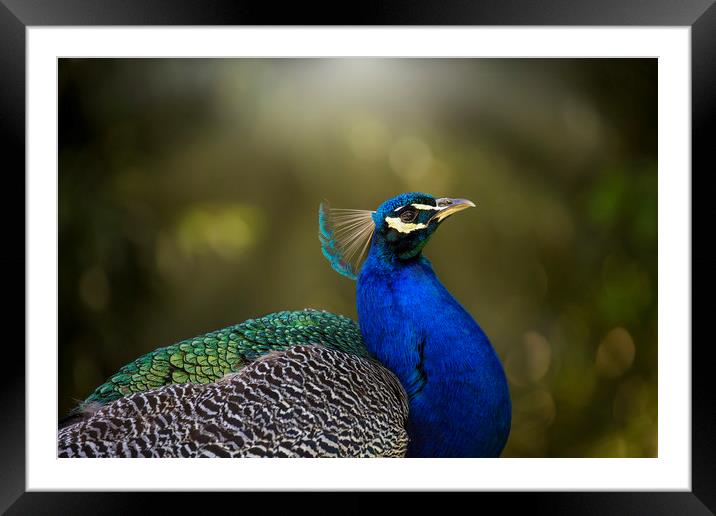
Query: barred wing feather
58 346 409 458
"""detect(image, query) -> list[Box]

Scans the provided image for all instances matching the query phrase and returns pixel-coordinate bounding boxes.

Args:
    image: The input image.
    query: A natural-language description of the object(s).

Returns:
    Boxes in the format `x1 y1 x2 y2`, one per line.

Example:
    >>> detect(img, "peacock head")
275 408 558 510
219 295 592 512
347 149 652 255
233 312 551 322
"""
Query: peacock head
319 192 475 280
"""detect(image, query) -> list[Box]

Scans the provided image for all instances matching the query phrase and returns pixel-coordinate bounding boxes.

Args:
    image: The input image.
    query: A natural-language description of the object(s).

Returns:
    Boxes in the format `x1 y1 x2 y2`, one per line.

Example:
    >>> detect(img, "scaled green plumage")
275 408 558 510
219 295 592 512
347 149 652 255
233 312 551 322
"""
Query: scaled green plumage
63 309 367 425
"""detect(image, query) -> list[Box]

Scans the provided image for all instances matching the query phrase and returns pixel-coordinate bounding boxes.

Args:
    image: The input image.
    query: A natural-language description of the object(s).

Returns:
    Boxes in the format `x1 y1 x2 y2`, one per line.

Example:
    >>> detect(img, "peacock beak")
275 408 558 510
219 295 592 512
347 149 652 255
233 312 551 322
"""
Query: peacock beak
431 198 476 223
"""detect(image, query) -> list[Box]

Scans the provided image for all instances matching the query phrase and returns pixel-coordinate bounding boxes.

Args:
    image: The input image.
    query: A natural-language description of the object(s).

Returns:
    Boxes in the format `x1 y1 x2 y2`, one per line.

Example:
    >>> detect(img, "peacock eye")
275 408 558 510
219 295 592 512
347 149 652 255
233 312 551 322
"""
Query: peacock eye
400 209 418 223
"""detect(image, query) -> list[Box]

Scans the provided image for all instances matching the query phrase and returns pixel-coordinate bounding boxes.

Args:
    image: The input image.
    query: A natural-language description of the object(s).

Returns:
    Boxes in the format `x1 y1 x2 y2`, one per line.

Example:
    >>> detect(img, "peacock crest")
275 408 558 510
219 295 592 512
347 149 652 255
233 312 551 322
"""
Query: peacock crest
318 201 375 280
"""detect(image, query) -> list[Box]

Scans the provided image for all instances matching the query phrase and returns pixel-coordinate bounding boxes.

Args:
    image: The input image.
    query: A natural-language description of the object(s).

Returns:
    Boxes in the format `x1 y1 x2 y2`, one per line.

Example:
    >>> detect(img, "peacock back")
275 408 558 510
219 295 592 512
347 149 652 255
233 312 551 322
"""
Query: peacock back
60 309 369 428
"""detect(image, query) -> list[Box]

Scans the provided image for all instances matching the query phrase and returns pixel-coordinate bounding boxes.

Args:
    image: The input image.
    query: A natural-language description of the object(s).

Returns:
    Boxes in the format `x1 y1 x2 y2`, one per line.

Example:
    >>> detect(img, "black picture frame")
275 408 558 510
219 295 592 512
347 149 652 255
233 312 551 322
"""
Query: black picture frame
2 1 712 513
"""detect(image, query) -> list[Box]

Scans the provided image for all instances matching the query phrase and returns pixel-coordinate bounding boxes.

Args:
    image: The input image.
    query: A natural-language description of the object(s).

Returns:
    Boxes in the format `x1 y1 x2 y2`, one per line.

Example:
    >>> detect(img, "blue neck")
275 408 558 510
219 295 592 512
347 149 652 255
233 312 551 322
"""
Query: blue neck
356 245 511 457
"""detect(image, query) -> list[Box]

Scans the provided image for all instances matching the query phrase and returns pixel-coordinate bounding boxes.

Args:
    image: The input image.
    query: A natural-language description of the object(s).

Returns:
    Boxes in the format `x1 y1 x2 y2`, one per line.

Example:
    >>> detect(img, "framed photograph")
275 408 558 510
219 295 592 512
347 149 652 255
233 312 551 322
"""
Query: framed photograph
4 0 711 512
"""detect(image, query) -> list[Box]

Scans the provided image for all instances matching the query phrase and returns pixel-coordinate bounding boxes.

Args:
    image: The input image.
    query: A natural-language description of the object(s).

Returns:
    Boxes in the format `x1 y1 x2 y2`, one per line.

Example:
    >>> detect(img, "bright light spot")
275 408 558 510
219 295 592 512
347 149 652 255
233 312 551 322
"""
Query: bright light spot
595 327 636 377
175 203 260 260
506 331 552 386
519 388 557 427
389 137 433 181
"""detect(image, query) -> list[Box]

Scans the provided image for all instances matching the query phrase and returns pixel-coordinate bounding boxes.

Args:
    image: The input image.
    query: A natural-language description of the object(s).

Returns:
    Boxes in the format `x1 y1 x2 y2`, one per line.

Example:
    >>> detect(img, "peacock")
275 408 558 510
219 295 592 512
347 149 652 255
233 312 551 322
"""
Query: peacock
58 192 511 458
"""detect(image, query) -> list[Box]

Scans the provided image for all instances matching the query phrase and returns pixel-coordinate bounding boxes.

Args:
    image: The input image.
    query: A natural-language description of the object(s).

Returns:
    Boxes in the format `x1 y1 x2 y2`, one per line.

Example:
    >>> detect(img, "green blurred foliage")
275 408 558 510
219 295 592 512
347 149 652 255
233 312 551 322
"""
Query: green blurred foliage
58 58 657 457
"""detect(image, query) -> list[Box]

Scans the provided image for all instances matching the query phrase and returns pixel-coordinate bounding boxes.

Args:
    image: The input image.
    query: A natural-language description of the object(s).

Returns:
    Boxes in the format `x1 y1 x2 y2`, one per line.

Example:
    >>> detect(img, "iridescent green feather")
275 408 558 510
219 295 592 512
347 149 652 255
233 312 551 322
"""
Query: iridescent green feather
69 310 367 419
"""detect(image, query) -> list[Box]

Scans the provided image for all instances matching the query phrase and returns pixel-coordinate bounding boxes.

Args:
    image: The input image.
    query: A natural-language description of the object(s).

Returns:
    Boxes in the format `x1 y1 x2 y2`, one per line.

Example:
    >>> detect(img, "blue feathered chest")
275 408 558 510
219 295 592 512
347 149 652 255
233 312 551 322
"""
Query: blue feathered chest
357 254 512 457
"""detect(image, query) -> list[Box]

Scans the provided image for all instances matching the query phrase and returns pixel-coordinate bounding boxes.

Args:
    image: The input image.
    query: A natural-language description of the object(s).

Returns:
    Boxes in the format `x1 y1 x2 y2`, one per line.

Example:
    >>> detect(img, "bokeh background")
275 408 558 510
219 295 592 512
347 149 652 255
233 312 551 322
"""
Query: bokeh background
58 58 657 457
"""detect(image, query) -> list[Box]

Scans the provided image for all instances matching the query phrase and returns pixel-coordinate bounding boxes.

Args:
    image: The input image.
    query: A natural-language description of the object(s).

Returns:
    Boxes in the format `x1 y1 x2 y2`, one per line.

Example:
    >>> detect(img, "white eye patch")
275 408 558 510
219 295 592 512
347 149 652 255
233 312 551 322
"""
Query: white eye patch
384 216 428 234
392 203 441 213
410 203 441 211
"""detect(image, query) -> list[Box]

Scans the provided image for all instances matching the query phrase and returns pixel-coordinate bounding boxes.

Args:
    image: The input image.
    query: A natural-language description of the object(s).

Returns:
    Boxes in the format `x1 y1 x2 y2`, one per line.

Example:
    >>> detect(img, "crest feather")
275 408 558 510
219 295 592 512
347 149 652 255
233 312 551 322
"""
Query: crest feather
319 201 375 280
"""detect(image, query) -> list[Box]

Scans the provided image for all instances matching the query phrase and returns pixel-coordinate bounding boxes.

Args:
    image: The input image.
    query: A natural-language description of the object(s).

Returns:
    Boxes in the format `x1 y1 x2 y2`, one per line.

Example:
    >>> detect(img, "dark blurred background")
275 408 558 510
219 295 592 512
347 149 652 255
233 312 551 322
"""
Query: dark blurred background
58 58 657 457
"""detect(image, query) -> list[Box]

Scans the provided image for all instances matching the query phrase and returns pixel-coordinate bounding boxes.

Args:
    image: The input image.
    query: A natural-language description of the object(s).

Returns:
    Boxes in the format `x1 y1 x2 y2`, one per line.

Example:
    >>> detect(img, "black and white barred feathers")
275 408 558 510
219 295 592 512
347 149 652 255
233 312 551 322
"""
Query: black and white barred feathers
58 346 409 458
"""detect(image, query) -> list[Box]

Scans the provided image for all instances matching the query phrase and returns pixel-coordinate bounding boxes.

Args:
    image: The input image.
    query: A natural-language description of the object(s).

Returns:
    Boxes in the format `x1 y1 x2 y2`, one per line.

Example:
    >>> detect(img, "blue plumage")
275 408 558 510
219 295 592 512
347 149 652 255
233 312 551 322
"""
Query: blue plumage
355 192 511 457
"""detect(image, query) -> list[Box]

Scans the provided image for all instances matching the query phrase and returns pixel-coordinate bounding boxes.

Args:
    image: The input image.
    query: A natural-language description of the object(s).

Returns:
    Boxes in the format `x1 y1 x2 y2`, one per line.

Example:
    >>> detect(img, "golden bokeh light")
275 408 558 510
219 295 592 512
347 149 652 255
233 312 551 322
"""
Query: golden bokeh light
596 327 636 378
